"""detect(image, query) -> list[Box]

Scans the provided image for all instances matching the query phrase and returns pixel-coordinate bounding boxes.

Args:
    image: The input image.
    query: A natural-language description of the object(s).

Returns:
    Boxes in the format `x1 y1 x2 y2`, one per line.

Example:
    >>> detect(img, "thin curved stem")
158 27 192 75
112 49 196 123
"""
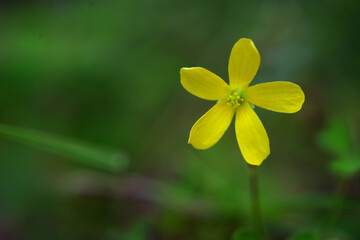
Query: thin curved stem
249 165 267 239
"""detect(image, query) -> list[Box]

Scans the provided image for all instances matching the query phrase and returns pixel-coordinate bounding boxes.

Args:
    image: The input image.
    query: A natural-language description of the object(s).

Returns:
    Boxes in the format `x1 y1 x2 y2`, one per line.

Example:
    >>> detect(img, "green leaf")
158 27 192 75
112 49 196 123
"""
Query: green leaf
123 222 149 240
331 154 360 178
317 118 352 156
0 123 128 173
289 230 320 240
232 228 261 240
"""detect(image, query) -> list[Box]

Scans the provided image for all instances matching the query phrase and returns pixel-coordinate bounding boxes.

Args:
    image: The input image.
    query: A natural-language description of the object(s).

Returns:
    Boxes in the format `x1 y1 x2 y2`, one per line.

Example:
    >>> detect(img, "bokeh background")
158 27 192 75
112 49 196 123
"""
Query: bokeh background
0 0 359 239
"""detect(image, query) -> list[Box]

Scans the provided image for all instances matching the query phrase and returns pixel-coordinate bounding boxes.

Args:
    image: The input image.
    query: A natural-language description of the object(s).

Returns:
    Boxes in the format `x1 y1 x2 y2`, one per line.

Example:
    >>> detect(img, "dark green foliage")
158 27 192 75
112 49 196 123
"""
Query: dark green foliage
232 228 261 240
289 230 320 240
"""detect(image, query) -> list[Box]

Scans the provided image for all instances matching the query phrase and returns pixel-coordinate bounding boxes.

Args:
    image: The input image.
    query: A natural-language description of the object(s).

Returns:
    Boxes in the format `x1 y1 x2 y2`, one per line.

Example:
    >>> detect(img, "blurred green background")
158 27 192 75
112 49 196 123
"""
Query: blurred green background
0 0 359 239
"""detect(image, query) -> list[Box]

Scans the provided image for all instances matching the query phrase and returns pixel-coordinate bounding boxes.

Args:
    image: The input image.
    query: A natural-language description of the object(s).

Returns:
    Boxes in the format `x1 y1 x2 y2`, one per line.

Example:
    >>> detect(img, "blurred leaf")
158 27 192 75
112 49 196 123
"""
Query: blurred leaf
317 118 352 156
330 154 360 178
0 123 128 173
232 228 261 240
123 222 149 240
289 229 320 240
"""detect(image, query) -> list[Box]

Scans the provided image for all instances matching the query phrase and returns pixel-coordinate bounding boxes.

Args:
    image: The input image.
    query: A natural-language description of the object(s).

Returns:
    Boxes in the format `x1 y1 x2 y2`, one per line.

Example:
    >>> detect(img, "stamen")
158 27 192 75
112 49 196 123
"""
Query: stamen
226 88 245 109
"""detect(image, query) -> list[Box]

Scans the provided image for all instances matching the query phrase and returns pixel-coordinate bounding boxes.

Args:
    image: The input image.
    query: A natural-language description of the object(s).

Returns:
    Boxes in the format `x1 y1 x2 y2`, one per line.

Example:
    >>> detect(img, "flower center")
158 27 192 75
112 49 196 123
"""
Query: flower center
226 88 244 108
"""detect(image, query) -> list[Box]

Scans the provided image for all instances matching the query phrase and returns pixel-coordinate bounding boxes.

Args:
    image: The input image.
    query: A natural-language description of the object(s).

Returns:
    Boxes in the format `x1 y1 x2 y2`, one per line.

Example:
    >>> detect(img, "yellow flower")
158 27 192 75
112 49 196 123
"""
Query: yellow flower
180 38 305 166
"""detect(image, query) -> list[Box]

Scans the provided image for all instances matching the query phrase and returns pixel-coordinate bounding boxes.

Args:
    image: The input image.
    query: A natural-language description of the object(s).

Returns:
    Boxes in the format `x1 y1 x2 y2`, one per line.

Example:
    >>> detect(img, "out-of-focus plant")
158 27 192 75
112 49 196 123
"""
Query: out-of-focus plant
289 229 320 240
318 117 360 178
0 123 128 173
232 228 261 240
317 117 359 236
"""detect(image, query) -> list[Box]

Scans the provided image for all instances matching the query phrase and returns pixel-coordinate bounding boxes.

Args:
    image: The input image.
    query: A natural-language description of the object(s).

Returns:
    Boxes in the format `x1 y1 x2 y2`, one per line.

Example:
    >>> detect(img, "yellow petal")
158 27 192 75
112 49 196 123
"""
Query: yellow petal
247 81 305 113
180 67 230 100
228 38 260 88
235 102 269 165
189 101 235 149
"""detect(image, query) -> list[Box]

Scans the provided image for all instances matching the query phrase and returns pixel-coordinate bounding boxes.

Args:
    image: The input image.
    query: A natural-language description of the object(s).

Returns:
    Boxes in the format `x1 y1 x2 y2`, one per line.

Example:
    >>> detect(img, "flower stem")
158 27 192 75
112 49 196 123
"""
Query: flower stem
249 165 267 239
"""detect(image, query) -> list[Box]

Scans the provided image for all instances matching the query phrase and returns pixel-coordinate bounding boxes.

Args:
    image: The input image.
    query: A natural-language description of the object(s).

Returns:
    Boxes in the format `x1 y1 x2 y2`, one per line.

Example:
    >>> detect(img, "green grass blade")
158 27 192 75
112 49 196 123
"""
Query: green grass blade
0 123 128 173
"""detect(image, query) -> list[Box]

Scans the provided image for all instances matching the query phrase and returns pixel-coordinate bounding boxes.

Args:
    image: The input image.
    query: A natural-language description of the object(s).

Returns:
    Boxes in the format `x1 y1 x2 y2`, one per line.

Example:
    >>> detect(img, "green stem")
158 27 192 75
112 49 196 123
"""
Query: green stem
249 165 267 239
